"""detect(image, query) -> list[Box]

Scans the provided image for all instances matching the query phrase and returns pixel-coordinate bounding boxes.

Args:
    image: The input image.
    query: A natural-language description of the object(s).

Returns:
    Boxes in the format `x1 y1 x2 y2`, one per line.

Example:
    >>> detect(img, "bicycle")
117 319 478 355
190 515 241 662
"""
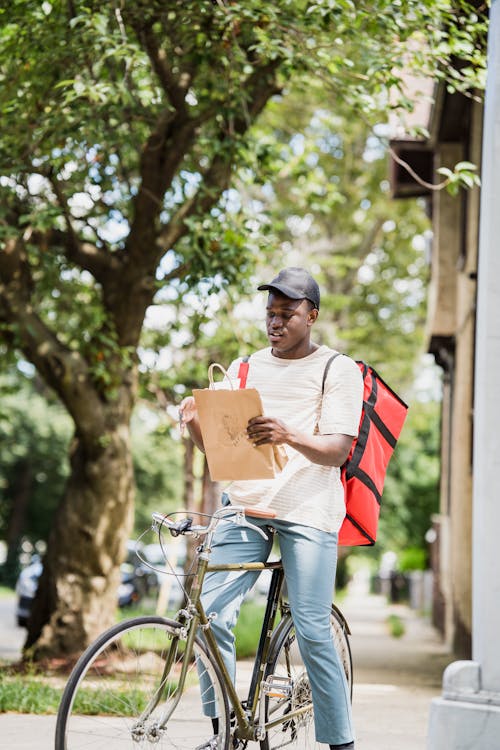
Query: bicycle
55 504 353 749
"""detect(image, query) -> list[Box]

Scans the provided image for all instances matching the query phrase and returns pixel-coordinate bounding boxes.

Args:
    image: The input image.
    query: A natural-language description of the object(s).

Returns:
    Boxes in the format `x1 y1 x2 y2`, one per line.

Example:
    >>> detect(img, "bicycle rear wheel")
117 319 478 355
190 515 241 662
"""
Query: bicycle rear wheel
260 606 352 750
55 615 230 750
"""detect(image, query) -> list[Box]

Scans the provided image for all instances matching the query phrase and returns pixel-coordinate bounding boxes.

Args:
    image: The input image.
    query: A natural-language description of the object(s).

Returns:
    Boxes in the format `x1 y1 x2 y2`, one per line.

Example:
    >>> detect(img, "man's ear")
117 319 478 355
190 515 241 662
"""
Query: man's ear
307 308 319 326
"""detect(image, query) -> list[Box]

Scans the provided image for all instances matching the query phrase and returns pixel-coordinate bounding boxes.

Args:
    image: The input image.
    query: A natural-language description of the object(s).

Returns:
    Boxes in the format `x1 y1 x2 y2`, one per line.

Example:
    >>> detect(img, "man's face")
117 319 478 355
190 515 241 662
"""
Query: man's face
265 292 318 357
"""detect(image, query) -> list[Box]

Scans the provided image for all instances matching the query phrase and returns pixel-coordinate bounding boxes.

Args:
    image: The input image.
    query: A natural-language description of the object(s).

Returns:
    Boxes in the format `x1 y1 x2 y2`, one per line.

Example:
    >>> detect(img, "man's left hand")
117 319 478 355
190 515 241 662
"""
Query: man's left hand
247 416 289 446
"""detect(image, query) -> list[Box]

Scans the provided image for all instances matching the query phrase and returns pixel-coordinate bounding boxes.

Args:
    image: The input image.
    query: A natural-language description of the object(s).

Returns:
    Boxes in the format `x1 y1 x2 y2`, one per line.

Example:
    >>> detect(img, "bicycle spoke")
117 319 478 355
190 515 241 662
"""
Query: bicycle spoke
56 617 230 750
260 609 352 750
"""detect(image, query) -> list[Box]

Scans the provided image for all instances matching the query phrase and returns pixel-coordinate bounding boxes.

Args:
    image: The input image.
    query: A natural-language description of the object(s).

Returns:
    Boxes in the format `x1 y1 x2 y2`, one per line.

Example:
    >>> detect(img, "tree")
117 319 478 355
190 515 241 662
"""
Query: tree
131 412 184 532
0 367 186 575
0 374 72 586
0 1 487 657
232 91 432 386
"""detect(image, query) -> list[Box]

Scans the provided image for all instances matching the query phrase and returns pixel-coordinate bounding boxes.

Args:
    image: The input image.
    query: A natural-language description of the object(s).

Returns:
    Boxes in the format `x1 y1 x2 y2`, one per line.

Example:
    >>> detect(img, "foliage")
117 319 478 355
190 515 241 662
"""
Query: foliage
131 411 184 532
377 398 441 556
0 671 62 714
236 93 432 388
0 375 72 545
0 0 487 655
0 371 186 547
386 613 406 638
398 546 428 572
0 0 487 409
0 1 488 347
437 160 481 195
233 599 268 659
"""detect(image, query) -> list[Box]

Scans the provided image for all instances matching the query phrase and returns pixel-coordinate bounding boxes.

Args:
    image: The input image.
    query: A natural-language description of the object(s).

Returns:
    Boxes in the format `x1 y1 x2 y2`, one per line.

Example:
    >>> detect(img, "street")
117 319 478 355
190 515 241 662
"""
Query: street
0 594 25 663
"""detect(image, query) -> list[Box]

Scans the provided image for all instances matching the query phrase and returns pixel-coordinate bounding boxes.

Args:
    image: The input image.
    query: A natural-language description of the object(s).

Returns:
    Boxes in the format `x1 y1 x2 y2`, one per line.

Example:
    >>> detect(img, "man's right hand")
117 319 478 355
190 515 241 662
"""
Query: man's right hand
179 396 197 426
178 396 205 452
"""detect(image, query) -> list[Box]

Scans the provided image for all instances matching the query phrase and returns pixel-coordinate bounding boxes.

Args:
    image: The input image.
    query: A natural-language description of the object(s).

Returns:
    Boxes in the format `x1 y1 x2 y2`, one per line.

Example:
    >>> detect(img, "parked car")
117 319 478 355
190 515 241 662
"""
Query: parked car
15 556 43 627
15 541 158 628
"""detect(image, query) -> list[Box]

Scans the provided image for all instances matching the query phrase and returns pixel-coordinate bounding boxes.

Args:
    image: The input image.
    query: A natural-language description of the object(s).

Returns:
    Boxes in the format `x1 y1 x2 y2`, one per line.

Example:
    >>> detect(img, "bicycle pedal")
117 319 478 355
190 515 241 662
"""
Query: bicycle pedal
261 674 293 699
194 736 219 750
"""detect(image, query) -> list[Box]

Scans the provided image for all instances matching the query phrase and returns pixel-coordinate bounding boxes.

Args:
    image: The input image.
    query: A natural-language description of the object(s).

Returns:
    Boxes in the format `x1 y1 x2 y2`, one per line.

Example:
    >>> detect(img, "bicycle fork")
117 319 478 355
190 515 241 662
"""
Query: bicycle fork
130 612 200 743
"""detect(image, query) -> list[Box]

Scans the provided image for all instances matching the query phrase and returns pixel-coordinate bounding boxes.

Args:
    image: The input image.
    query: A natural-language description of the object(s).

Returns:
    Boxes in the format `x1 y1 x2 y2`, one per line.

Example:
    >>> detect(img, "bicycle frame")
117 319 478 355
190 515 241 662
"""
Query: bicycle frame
153 520 298 744
56 507 352 750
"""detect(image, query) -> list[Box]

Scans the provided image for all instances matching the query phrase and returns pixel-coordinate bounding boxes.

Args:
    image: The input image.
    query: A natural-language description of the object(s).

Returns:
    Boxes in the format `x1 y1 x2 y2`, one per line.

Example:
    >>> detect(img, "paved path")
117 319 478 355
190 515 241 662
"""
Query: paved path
342 575 453 749
0 595 25 661
0 579 453 749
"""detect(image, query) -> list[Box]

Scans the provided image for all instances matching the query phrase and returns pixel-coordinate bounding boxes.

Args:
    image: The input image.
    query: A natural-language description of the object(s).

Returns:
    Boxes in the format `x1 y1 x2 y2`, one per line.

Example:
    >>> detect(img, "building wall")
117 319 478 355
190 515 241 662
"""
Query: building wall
427 99 482 656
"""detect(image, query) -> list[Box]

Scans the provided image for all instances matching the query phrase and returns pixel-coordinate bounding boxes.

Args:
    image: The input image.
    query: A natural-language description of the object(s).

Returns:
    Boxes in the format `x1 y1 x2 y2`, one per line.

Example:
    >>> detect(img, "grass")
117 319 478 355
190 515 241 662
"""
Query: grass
234 599 267 658
72 684 151 716
0 670 63 714
118 597 268 659
0 668 180 716
386 613 406 638
0 596 269 715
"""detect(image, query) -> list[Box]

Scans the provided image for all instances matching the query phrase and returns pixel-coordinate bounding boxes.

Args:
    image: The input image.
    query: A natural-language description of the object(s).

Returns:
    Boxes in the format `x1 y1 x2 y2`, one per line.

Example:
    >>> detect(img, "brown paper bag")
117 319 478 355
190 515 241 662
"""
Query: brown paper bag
193 364 288 482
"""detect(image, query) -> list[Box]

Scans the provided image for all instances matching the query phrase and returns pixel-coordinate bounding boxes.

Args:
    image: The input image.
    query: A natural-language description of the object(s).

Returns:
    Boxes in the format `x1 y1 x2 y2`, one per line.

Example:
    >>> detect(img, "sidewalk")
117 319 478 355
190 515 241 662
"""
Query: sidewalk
0 581 452 749
342 575 453 750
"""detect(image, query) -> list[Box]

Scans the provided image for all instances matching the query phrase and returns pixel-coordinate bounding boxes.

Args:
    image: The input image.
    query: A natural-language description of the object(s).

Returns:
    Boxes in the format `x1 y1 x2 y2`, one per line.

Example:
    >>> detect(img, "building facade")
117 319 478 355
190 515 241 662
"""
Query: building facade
391 84 484 658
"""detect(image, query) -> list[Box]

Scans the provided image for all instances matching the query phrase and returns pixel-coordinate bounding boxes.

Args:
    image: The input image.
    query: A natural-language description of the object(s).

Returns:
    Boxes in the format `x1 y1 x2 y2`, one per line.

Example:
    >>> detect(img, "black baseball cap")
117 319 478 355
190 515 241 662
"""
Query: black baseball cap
257 267 320 310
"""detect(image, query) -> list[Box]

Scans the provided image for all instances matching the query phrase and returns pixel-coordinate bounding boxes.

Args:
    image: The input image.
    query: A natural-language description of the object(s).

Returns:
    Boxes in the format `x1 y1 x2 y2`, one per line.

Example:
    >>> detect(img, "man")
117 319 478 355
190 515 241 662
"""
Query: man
180 267 363 749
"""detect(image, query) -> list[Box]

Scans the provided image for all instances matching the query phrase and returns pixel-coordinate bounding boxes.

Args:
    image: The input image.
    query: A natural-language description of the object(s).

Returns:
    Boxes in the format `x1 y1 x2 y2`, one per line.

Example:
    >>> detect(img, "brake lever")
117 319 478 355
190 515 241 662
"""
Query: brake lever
170 517 193 537
233 510 269 540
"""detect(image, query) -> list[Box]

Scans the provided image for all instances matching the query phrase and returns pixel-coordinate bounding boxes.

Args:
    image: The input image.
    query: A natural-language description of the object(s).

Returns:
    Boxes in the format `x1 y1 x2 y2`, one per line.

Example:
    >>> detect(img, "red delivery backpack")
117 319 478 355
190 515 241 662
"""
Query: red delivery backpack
237 353 408 546
321 354 408 546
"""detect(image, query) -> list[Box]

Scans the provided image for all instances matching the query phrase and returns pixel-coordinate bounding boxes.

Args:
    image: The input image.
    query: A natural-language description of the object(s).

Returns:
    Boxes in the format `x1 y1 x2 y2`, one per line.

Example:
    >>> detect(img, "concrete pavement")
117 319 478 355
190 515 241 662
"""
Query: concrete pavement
0 579 452 749
342 575 453 749
0 595 25 662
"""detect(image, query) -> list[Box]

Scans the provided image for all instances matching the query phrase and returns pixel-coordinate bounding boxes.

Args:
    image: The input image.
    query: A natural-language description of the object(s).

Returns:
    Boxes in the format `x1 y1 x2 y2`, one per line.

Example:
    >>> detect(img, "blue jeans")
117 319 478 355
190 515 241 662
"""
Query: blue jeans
200 512 354 745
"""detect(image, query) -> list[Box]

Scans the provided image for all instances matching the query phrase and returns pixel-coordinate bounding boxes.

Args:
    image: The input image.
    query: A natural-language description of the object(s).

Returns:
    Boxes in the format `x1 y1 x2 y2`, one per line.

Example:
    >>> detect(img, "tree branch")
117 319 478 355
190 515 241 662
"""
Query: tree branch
0 236 33 295
388 145 447 191
158 59 282 255
47 173 123 280
0 244 105 436
138 24 190 112
158 154 233 255
125 109 197 264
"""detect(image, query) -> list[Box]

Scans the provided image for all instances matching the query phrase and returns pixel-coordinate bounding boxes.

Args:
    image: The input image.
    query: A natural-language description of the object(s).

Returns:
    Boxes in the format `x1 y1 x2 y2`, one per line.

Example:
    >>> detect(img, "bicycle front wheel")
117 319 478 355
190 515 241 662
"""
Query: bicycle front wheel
260 606 352 750
55 615 230 750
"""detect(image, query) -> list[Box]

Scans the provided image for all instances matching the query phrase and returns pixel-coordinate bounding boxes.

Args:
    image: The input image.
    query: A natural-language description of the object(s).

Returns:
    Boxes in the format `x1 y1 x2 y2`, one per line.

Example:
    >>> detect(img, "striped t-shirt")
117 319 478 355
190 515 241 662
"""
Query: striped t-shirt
225 345 363 534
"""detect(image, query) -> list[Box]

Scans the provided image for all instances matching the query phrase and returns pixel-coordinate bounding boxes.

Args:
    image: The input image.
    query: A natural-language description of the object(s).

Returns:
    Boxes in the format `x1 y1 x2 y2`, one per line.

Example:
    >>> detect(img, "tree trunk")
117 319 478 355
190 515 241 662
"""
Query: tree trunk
24 400 135 659
183 437 195 511
201 457 220 517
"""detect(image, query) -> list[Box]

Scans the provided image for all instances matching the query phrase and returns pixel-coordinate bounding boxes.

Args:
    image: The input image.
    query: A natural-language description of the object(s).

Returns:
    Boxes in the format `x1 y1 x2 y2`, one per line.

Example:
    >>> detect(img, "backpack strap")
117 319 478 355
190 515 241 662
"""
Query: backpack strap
315 352 343 434
237 355 250 389
240 352 341 393
321 352 343 394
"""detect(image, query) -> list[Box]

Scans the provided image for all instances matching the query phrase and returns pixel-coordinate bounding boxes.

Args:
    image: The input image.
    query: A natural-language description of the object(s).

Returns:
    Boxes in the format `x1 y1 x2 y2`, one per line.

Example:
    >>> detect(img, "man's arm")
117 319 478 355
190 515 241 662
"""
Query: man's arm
246 416 354 467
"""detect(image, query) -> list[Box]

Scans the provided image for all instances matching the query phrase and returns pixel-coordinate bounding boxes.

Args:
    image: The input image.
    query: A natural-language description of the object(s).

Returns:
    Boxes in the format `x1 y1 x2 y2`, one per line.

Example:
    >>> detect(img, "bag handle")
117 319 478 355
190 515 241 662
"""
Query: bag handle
238 355 250 389
208 363 235 390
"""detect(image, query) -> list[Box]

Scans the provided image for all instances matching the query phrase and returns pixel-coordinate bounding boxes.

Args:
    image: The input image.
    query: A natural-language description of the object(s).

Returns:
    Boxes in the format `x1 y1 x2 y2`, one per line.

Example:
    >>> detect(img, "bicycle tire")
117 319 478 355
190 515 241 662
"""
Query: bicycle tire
55 615 230 750
260 606 352 750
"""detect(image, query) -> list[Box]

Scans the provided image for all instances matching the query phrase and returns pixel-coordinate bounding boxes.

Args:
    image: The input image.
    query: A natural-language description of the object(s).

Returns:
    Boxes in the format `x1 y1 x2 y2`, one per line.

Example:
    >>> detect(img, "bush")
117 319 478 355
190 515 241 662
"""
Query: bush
234 600 267 659
398 546 427 572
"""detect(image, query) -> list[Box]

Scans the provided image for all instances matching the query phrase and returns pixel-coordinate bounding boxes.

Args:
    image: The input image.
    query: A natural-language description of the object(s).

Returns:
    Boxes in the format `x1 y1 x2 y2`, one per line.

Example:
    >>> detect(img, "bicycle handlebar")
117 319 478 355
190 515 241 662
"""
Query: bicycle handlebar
152 505 276 541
